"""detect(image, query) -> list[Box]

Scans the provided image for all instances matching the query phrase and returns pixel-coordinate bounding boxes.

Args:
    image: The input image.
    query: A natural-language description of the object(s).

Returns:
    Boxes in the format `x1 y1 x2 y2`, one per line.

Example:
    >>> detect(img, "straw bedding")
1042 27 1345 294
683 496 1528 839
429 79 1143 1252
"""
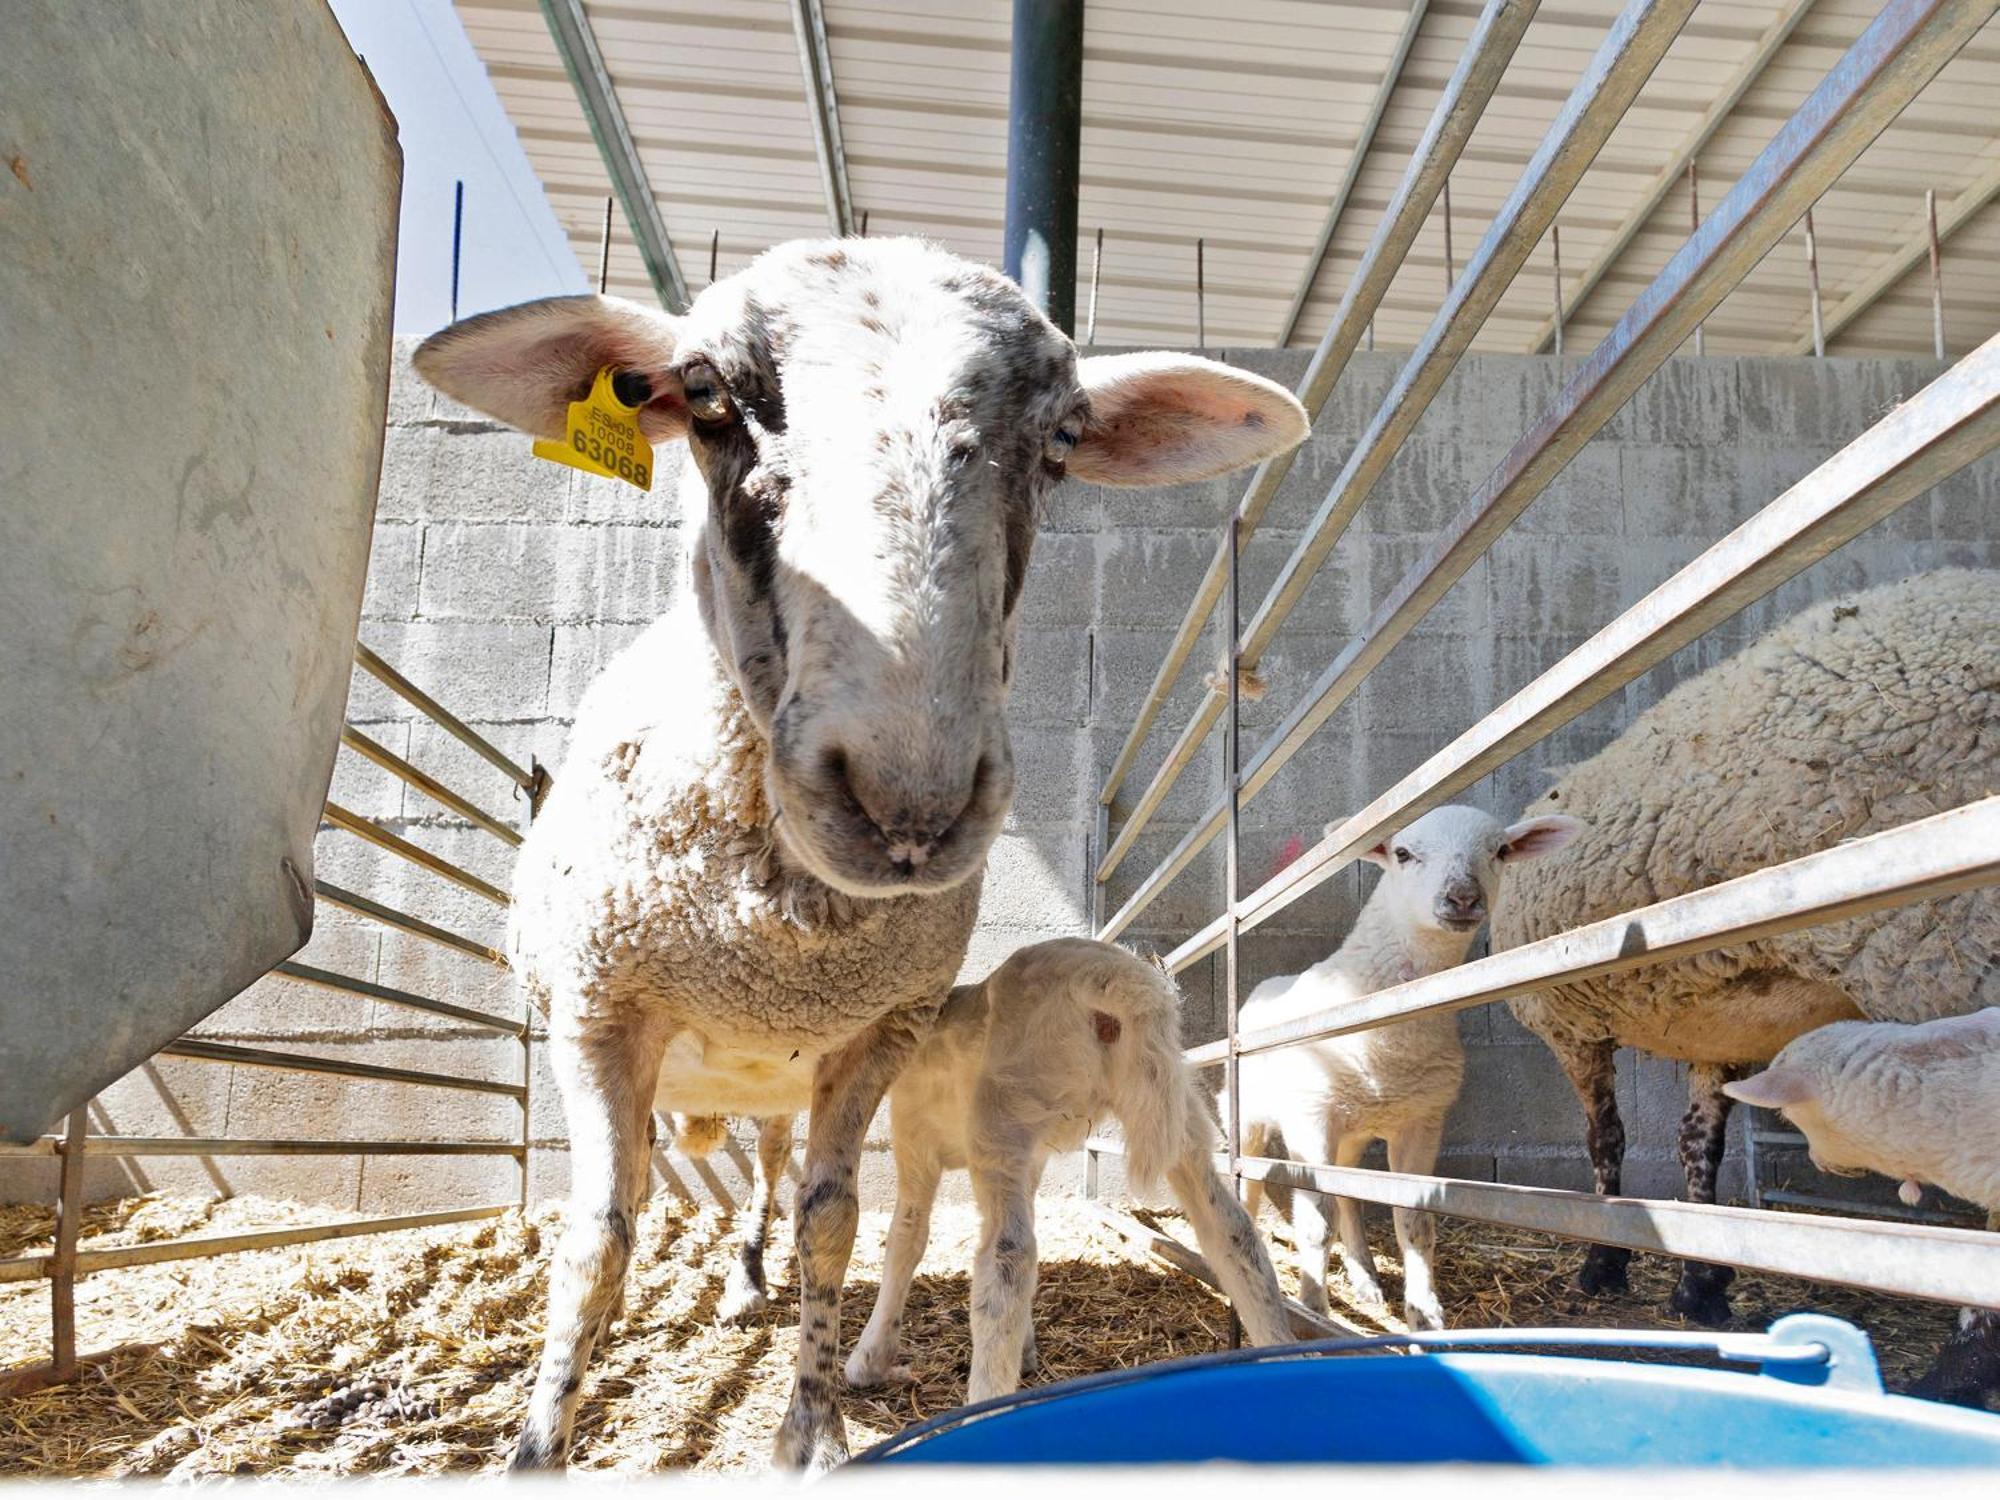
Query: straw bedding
0 1191 1966 1477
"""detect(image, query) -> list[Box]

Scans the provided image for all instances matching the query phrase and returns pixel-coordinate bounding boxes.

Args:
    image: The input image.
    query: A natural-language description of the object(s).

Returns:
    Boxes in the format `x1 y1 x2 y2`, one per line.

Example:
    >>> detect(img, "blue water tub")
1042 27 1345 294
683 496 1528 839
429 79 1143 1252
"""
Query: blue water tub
856 1316 2000 1466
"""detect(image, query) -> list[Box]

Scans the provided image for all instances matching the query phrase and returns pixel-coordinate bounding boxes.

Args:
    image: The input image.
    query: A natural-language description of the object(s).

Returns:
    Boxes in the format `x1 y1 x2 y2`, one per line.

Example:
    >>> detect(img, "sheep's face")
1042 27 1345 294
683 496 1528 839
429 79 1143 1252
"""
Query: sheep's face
1360 805 1586 941
416 238 1308 898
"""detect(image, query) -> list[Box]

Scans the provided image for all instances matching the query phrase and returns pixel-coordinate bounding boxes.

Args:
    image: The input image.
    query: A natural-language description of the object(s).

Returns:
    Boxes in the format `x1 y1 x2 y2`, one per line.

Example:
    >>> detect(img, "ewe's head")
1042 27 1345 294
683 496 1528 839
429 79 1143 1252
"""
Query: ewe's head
1356 805 1585 940
416 237 1307 897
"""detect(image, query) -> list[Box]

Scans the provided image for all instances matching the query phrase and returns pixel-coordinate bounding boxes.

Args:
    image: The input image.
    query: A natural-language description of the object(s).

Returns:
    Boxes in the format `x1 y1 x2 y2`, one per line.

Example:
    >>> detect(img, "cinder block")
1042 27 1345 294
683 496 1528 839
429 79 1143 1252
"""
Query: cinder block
1602 357 1739 446
418 522 681 625
1486 532 1631 639
360 523 424 622
1425 356 1569 446
328 719 411 821
1930 456 2000 540
1510 438 1622 536
221 1036 523 1141
345 620 554 724
565 445 691 525
357 1153 524 1215
381 425 572 524
1000 724 1088 828
1366 536 1491 637
1098 531 1232 628
978 829 1089 932
386 336 432 428
1736 357 1937 447
396 718 551 827
1012 627 1091 728
90 1055 234 1139
1374 437 1515 535
1019 531 1096 628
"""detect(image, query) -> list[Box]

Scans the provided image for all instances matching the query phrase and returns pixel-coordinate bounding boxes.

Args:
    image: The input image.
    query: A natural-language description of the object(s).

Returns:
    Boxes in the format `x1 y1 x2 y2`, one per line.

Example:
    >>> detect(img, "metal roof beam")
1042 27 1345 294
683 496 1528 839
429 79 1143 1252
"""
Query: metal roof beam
1275 0 1433 347
539 0 689 310
789 0 855 236
1790 155 2000 355
1527 0 1817 353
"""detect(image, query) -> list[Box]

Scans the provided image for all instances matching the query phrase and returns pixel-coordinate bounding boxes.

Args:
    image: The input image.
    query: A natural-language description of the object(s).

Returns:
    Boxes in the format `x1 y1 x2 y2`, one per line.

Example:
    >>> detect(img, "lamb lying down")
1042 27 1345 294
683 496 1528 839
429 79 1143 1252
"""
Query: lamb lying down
1225 805 1584 1329
1726 1009 2000 1406
841 938 1296 1402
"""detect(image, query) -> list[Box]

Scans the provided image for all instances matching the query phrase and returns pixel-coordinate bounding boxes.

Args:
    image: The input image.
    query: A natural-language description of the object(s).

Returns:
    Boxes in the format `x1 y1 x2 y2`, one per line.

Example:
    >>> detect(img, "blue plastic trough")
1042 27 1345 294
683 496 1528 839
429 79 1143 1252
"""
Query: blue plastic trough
857 1316 2000 1466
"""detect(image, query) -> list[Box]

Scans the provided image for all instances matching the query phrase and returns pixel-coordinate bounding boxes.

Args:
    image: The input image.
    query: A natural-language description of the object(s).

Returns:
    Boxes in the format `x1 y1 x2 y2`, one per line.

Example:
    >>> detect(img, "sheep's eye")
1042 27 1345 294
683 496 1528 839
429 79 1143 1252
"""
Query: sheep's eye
1393 847 1416 866
681 361 735 426
1045 416 1083 465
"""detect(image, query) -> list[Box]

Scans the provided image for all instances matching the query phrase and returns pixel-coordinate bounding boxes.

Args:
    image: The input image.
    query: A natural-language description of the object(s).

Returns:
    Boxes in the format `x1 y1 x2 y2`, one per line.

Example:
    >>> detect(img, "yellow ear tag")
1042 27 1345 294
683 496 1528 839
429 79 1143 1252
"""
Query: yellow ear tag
532 366 655 490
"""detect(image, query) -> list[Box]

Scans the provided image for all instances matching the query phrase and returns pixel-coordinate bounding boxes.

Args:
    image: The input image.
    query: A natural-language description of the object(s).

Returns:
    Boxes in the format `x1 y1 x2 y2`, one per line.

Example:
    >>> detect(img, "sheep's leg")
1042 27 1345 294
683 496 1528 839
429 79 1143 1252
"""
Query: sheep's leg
1911 1215 2000 1408
1556 1037 1630 1297
1166 1138 1292 1346
513 1015 668 1471
1385 1119 1446 1332
1329 1134 1384 1310
773 1011 928 1473
965 1122 1039 1405
1668 1062 1741 1326
845 1136 941 1388
1019 1156 1051 1378
719 1114 793 1325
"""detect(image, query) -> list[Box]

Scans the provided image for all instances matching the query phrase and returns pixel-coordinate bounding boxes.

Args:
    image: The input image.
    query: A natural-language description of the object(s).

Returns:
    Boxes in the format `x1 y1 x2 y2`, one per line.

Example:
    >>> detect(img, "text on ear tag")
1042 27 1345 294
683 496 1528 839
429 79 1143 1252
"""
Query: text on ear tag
531 366 654 490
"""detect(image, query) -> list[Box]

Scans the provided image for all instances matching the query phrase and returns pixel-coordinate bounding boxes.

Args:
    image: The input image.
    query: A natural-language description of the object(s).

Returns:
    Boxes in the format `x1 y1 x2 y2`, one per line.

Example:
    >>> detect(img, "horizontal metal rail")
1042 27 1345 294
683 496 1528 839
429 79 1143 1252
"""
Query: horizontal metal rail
1161 331 2000 967
0 1136 522 1158
1093 0 1541 815
1083 1137 1999 1311
1181 797 1999 1063
322 801 509 907
273 961 522 1034
1095 0 1697 894
353 641 534 792
0 1204 511 1286
1104 0 1995 946
340 725 523 848
313 880 509 967
160 1038 526 1099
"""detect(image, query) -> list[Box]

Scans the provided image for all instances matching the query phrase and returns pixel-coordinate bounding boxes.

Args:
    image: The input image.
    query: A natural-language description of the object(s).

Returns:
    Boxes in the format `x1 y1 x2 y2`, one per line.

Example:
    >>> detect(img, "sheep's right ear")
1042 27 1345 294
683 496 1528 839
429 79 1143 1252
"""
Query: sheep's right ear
1498 814 1587 862
1357 839 1395 869
413 294 690 443
1723 1067 1815 1110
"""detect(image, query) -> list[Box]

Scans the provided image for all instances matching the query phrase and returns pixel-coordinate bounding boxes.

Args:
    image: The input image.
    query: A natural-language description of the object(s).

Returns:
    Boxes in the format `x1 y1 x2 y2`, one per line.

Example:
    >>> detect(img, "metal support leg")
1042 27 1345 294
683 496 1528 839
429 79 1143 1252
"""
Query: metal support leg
1002 0 1084 332
50 1107 87 1380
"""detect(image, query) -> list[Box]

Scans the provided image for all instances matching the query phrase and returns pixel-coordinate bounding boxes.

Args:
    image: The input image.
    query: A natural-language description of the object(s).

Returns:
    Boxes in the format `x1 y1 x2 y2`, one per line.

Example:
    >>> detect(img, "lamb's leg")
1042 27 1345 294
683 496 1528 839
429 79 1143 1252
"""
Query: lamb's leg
1166 1141 1292 1346
1556 1037 1630 1297
965 1123 1039 1405
1668 1062 1741 1326
772 1011 928 1473
720 1114 793 1325
513 1015 668 1471
1385 1119 1446 1332
845 1133 941 1388
1329 1134 1385 1310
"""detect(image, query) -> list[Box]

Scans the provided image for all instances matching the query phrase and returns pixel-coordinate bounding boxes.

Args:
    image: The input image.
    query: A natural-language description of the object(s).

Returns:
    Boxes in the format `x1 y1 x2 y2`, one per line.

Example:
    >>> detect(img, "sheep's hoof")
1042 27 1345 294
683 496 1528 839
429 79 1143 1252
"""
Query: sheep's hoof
509 1430 568 1472
1667 1264 1735 1327
1908 1350 2000 1409
1575 1246 1630 1298
772 1412 849 1474
717 1278 769 1326
1404 1301 1445 1334
843 1353 912 1390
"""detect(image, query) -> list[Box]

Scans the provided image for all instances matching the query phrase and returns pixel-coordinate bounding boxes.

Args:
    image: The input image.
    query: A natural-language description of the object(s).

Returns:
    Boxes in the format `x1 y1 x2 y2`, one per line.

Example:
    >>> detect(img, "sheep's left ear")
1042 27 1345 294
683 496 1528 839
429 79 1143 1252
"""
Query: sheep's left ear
1069 353 1309 487
1358 840 1395 870
1498 814 1587 862
1723 1067 1815 1110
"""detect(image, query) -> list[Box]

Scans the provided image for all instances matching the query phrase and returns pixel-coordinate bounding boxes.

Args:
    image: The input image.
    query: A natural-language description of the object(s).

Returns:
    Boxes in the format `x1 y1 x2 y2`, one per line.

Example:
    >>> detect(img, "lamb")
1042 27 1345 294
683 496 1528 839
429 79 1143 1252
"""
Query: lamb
1723 1010 2000 1214
412 236 1307 1471
1222 805 1584 1329
1490 569 2000 1397
1724 1011 2000 1406
840 938 1294 1401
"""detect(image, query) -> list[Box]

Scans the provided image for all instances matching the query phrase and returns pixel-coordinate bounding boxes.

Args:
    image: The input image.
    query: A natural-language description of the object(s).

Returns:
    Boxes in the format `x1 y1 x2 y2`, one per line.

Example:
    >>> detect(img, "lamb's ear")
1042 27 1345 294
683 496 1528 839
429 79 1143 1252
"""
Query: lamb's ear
1357 839 1395 870
1498 814 1587 862
1069 353 1309 487
1723 1067 1815 1110
413 294 690 442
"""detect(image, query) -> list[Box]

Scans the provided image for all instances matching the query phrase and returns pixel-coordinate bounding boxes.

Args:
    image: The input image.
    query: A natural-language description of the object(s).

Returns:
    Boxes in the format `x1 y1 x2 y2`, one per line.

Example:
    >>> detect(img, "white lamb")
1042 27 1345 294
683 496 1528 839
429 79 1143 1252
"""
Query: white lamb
1223 805 1583 1329
1724 1011 2000 1214
843 937 1295 1401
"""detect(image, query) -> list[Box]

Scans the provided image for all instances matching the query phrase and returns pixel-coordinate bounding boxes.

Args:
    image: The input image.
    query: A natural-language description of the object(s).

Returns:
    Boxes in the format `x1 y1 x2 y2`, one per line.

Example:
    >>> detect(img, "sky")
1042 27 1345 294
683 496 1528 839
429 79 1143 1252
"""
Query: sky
327 0 586 333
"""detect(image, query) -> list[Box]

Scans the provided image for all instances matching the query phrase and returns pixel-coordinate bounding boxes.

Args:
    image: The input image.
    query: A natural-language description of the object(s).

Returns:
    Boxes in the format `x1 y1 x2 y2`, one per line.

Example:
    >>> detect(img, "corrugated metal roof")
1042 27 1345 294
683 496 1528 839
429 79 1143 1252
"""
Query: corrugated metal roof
456 0 2000 354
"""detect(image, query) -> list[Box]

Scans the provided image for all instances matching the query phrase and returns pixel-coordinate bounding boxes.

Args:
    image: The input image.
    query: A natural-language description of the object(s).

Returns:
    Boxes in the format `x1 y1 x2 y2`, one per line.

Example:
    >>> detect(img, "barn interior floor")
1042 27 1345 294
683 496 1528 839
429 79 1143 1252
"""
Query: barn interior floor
0 1191 1966 1476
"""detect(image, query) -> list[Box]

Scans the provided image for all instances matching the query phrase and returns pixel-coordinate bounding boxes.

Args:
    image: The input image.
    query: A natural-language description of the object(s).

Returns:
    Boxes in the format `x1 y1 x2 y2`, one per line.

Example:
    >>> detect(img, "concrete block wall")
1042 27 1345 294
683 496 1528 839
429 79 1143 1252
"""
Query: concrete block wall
8 342 1994 1217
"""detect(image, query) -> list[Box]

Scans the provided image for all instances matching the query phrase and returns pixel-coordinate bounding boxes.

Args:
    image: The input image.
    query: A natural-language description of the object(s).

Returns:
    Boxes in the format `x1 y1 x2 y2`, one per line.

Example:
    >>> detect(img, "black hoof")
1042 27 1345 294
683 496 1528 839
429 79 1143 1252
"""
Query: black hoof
1908 1350 2000 1410
1667 1280 1733 1327
1576 1246 1630 1298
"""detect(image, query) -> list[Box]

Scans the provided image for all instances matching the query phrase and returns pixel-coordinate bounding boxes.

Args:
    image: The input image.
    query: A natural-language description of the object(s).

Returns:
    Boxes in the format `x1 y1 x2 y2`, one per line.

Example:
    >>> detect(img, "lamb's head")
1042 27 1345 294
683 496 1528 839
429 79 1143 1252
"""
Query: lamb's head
416 237 1307 897
1356 805 1586 940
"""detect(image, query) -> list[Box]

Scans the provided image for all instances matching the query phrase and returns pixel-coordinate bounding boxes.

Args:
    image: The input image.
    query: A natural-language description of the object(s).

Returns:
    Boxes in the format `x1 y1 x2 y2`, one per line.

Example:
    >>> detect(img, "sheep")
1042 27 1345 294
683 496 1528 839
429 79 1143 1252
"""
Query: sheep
1490 569 2000 1351
1724 1011 2000 1407
1222 805 1585 1329
833 937 1295 1402
412 236 1308 1471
